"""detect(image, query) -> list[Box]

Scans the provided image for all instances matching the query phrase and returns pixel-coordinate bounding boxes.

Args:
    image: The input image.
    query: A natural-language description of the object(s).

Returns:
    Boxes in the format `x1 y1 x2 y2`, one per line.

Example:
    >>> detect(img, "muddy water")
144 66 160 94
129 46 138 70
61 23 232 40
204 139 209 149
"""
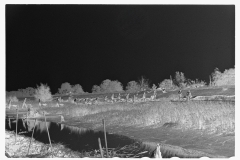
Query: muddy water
5 118 232 158
6 119 136 152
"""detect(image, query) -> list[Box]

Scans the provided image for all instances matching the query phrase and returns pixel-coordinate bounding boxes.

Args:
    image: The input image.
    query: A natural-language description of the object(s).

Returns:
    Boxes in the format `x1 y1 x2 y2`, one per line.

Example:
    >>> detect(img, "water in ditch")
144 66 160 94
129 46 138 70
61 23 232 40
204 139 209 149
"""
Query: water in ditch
5 118 224 158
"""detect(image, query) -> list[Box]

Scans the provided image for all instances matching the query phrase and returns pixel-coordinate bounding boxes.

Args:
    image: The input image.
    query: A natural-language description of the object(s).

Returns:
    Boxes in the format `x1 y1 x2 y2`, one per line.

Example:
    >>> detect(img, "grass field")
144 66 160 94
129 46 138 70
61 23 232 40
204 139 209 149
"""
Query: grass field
38 100 234 134
7 85 235 134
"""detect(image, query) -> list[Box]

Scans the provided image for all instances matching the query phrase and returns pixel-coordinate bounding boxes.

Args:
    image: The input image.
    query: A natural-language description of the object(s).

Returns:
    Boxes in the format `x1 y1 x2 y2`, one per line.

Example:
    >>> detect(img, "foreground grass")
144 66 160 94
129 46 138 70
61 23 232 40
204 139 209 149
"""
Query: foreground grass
37 100 234 134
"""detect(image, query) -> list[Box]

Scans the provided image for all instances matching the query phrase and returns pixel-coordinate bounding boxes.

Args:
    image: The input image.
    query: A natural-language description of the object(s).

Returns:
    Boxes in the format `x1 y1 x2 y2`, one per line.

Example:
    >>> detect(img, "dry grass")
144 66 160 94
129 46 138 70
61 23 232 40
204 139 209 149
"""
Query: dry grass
37 100 235 134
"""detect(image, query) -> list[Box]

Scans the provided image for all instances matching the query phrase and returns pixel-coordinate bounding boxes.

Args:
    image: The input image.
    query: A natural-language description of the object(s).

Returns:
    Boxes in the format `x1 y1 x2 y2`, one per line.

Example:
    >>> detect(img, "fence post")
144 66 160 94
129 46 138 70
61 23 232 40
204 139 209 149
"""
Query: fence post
27 118 37 155
15 106 19 143
102 119 109 157
98 138 104 158
44 112 53 152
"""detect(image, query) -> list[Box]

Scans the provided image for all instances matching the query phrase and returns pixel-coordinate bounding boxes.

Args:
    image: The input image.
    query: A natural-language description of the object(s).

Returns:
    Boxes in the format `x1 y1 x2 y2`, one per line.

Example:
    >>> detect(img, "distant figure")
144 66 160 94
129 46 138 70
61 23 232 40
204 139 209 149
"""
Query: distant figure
186 90 192 101
162 88 166 93
126 93 129 100
153 90 157 100
118 93 121 99
178 89 182 100
105 96 108 101
38 99 41 107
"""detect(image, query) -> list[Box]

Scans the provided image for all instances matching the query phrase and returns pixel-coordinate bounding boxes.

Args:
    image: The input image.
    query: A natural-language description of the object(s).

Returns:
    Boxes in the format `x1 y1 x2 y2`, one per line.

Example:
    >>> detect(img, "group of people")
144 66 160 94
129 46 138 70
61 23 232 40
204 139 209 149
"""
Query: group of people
178 89 192 101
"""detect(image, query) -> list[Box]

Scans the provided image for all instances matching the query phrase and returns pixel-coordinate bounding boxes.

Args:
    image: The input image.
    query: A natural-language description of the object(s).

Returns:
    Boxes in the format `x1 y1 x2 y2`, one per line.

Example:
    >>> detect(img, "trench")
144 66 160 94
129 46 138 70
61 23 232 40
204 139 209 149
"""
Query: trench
5 118 226 158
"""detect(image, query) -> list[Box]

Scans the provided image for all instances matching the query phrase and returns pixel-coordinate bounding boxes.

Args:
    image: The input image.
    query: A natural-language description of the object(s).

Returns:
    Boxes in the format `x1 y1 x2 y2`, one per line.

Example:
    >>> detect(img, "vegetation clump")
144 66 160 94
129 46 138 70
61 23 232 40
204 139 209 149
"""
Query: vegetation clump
210 67 235 86
34 83 52 102
92 79 123 93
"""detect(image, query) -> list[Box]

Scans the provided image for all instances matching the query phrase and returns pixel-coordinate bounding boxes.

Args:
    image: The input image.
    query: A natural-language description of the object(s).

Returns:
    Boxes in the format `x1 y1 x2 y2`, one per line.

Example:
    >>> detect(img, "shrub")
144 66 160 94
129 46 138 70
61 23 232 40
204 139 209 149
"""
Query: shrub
138 76 151 91
6 87 36 97
92 85 101 93
159 79 177 90
211 67 235 86
34 83 52 102
186 79 207 88
72 84 85 94
92 79 124 93
58 82 73 94
173 71 187 88
6 96 19 103
126 81 141 93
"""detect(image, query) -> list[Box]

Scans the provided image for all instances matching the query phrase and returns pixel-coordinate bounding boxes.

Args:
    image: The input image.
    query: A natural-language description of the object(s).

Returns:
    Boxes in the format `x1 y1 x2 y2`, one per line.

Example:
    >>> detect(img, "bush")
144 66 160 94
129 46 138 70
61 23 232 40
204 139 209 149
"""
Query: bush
6 96 19 103
58 82 85 95
6 87 36 97
72 84 85 94
92 79 124 93
211 67 235 86
173 71 187 88
126 81 141 93
34 83 52 102
186 79 207 88
138 76 151 91
158 79 177 90
92 85 101 93
58 82 73 94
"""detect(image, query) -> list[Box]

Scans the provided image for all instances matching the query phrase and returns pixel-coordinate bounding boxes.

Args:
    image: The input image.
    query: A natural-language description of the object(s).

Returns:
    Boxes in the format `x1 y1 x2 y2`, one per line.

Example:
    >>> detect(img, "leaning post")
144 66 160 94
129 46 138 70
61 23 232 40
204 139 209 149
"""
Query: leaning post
15 105 19 143
102 119 109 158
44 112 53 152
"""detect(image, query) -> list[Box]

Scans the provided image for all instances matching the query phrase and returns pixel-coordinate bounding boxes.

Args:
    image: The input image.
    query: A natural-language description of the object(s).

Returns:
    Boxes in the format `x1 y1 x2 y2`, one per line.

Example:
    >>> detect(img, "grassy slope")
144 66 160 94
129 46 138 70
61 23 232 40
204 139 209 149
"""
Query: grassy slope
8 86 235 134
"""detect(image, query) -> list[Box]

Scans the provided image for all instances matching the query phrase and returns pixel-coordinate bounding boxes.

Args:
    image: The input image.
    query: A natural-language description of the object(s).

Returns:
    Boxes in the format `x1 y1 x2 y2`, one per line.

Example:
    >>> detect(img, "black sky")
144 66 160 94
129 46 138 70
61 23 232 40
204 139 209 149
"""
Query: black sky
6 5 235 93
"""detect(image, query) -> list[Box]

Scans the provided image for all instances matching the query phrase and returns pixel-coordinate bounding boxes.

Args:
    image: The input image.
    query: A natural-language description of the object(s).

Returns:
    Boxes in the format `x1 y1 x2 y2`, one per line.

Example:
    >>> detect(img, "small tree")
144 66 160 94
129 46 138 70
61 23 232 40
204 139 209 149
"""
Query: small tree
173 71 186 88
58 82 73 94
210 67 235 86
107 80 124 92
138 76 150 91
6 96 19 103
100 79 112 93
126 81 141 93
34 84 52 102
72 84 85 94
159 79 177 90
152 84 157 91
92 85 101 93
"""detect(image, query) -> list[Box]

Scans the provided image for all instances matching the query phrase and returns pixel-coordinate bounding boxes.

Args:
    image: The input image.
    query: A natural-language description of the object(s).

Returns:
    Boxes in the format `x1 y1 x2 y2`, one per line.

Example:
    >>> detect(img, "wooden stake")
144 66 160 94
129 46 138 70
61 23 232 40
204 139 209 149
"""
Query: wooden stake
98 138 104 158
44 112 53 151
27 119 37 155
8 118 11 129
15 106 19 143
170 75 172 87
8 99 12 109
102 119 109 158
209 75 212 86
22 98 27 108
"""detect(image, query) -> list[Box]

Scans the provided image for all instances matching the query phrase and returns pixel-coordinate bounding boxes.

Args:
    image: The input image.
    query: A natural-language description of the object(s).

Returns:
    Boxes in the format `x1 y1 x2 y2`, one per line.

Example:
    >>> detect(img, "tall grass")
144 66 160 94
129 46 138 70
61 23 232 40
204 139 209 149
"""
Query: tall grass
39 100 234 134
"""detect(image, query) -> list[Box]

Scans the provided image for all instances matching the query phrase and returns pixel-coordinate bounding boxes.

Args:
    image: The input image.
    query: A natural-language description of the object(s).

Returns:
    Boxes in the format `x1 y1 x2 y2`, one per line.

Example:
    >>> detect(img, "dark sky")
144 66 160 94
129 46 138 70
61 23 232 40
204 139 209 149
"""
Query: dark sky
6 5 235 93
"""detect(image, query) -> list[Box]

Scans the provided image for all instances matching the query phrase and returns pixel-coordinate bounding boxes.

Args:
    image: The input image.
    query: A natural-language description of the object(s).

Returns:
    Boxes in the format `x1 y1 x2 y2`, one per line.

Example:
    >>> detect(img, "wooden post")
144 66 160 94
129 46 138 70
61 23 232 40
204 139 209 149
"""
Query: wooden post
44 112 53 151
102 119 109 158
209 75 212 86
8 118 11 129
22 98 27 108
8 99 12 109
170 75 172 88
98 138 104 158
15 106 19 143
27 119 37 155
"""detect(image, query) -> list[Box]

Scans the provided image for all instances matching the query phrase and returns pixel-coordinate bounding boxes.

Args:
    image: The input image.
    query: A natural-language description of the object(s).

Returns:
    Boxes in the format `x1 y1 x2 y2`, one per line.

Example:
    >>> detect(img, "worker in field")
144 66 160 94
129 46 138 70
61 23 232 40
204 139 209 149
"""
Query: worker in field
186 90 192 101
126 93 129 100
178 89 182 100
38 99 41 107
